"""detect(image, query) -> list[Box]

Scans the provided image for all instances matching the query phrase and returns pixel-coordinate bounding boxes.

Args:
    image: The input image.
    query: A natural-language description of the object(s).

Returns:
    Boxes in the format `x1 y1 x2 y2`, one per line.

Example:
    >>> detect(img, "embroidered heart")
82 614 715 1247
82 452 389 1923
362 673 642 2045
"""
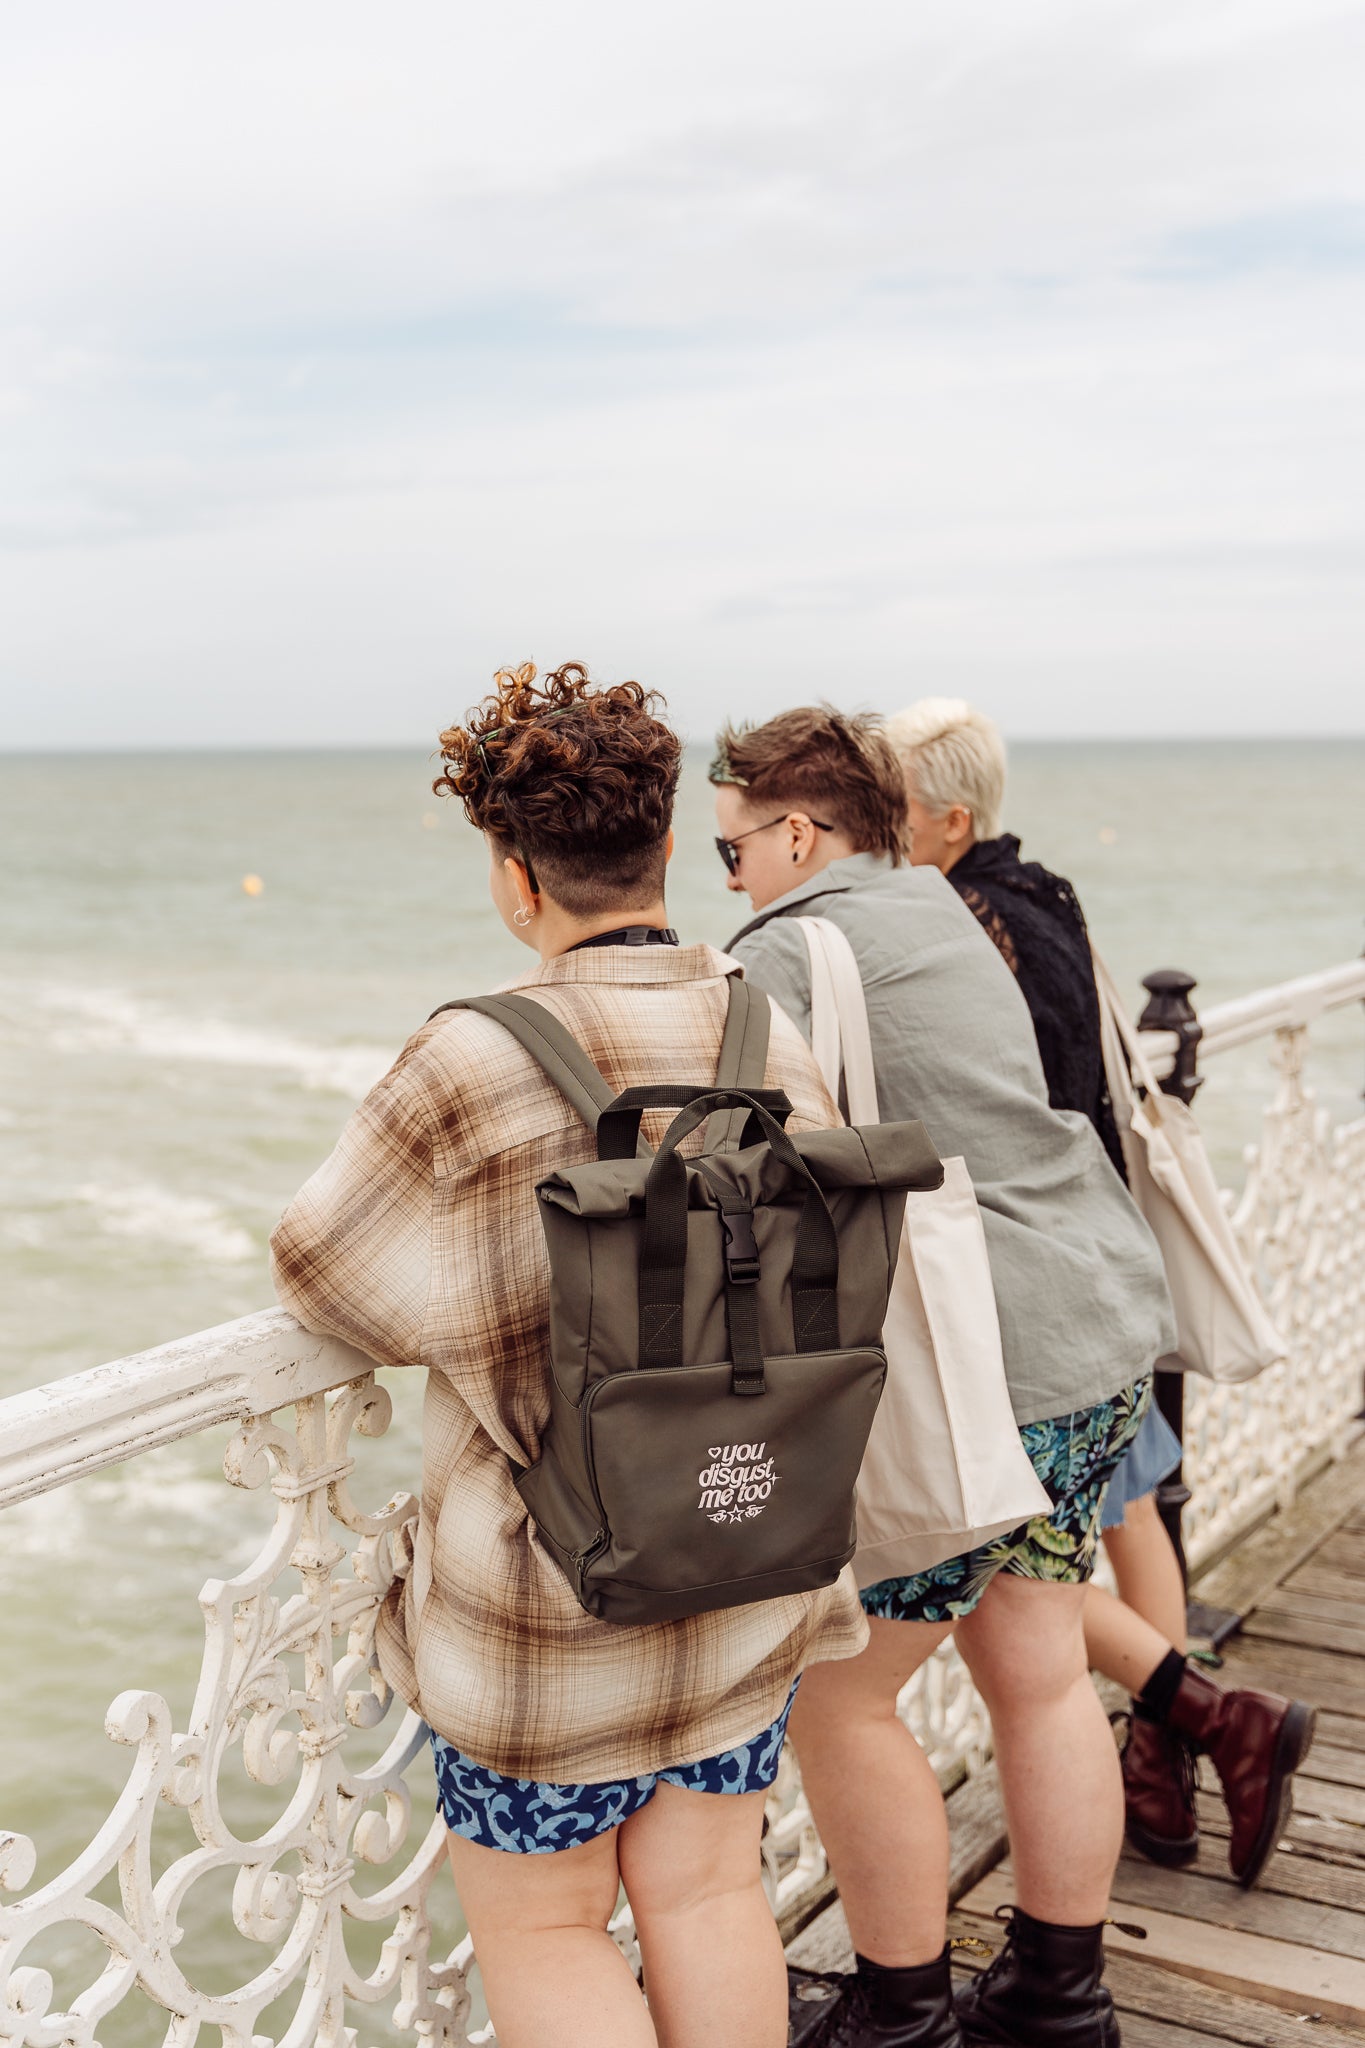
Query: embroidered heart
708 1447 722 1458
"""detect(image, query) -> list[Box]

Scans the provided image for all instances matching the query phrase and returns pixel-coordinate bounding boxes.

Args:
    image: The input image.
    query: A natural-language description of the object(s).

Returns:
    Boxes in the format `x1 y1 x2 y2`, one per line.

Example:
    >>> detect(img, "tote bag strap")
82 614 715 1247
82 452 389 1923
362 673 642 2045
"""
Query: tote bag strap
796 917 881 1125
1089 946 1171 1116
799 918 844 1103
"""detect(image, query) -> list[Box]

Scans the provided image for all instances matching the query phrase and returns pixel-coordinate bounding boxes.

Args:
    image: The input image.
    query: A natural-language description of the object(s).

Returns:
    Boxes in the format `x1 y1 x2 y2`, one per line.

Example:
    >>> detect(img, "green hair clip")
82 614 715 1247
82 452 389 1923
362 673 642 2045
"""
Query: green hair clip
706 729 750 787
474 705 571 775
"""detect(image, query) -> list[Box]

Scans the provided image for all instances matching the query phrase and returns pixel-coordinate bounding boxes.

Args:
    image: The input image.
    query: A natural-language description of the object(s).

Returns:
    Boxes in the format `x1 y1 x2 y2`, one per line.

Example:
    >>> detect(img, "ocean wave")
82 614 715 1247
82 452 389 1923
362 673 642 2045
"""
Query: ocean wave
40 985 394 1098
75 1181 258 1264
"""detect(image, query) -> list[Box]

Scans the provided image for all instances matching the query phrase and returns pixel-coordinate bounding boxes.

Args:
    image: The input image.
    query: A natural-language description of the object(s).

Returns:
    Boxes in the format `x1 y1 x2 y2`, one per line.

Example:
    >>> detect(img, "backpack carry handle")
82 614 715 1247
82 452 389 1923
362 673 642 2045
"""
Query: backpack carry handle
597 1084 792 1161
638 1089 841 1390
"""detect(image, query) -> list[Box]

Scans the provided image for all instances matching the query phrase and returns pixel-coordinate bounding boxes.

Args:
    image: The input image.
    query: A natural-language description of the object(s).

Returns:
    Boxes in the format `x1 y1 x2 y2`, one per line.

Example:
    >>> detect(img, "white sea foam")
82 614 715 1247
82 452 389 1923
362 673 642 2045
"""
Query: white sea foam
75 1181 257 1264
42 984 393 1098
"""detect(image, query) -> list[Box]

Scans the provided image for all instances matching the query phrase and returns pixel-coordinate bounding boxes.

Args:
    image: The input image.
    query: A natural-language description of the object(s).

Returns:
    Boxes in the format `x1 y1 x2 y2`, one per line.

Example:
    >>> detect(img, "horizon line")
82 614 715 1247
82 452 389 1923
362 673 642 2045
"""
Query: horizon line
4 732 1365 757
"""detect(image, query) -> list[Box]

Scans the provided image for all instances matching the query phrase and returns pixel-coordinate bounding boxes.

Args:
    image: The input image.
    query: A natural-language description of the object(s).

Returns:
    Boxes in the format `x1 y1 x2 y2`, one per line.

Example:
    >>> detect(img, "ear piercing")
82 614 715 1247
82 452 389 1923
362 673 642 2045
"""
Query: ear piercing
514 905 535 927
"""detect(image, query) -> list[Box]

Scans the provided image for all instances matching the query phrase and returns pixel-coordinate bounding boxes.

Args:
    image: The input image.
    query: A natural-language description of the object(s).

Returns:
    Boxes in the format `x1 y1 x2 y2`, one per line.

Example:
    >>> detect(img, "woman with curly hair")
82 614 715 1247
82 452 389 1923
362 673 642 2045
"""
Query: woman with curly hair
270 663 868 2048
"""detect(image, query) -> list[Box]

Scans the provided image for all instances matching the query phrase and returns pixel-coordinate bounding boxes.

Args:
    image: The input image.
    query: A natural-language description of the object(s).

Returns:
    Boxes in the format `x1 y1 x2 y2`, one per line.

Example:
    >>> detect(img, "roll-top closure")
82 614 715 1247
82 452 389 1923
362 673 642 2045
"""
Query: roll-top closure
538 1119 944 1219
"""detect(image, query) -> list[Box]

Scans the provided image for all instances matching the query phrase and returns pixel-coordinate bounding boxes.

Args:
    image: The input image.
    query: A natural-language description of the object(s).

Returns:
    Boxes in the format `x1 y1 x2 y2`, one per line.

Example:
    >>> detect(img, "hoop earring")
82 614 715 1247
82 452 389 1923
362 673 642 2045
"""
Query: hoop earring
513 905 534 928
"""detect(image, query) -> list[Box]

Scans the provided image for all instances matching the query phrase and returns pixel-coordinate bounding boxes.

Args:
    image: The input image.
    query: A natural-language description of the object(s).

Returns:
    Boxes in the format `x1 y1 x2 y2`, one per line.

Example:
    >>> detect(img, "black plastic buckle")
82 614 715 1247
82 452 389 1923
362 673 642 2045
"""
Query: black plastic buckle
722 1209 760 1285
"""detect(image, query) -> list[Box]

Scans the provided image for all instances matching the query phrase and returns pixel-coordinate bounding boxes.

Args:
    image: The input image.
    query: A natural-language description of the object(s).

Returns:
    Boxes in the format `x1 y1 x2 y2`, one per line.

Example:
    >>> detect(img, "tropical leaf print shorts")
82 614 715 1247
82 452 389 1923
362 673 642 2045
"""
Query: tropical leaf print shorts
860 1379 1153 1626
429 1683 797 1854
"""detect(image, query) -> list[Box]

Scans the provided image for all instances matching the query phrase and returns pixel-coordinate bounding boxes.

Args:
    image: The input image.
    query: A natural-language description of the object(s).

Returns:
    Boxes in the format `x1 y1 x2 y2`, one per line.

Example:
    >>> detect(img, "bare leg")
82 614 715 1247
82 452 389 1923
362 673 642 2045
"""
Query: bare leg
446 1827 655 2048
1084 1492 1188 1693
787 1616 955 1965
619 1781 786 2048
958 1576 1122 1924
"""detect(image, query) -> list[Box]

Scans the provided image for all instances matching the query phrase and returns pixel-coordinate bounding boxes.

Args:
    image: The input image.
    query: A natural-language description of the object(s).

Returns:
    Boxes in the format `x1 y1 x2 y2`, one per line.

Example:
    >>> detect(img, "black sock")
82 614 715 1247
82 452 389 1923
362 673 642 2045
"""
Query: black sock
855 1949 949 2011
1136 1647 1187 1722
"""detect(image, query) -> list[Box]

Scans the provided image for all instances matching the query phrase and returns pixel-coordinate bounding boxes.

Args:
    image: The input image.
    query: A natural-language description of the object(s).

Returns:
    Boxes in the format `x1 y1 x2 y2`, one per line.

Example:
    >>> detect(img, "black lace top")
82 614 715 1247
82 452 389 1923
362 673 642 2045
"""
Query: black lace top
949 835 1127 1182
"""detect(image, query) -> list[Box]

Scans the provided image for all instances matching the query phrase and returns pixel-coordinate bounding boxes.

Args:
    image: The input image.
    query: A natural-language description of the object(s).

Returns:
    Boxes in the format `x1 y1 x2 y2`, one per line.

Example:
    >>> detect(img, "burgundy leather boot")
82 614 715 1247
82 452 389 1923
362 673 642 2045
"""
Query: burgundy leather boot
1164 1664 1317 1887
1121 1714 1199 1867
955 1908 1119 2047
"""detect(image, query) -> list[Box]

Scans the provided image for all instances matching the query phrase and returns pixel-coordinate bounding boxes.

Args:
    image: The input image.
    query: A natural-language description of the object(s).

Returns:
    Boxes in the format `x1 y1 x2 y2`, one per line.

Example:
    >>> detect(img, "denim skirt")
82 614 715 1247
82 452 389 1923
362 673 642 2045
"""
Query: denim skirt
1099 1397 1183 1530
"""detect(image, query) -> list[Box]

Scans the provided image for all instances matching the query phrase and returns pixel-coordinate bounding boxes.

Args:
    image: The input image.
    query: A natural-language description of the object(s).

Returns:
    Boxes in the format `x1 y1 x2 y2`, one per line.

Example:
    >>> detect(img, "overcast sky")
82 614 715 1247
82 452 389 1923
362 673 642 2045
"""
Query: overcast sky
3 1 1364 747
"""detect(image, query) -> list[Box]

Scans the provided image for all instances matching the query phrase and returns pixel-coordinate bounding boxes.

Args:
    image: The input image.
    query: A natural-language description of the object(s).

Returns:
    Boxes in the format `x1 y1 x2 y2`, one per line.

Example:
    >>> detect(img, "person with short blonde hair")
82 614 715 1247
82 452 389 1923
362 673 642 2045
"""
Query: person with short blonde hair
885 698 1006 866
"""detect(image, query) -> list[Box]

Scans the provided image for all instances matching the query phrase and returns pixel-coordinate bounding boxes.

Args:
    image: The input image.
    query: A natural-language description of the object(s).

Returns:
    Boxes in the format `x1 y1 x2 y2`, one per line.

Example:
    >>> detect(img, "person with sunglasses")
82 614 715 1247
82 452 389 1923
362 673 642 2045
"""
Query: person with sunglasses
270 663 868 2048
712 705 1174 2048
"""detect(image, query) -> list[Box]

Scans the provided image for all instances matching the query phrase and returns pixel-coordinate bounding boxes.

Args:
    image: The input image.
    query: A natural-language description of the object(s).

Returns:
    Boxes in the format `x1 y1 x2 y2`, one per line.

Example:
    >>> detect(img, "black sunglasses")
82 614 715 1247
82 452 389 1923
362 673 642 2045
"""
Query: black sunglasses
714 813 834 875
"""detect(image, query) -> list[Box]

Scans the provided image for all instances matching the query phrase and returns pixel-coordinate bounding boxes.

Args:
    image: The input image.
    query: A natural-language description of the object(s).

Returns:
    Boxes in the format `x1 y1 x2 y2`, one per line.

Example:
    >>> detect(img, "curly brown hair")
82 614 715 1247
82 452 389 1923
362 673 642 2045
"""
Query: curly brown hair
434 661 681 917
709 705 906 862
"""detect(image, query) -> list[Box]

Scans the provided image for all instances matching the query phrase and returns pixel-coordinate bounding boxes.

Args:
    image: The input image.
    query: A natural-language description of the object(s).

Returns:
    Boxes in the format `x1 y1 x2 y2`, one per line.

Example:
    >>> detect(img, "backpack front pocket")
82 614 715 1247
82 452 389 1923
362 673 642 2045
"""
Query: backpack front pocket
576 1347 886 1622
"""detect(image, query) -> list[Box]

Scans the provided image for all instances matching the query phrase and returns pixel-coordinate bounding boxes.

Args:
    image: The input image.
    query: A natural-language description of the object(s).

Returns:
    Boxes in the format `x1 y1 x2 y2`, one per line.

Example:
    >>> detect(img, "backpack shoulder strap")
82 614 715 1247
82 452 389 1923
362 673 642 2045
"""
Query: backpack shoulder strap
702 973 773 1154
429 993 615 1131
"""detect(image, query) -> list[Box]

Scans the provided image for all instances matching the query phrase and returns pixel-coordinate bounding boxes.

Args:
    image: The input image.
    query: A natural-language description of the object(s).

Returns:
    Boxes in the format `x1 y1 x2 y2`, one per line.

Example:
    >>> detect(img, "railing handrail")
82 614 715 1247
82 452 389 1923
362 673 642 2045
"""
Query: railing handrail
3 953 1361 1514
1127 955 1365 1076
0 1308 373 1510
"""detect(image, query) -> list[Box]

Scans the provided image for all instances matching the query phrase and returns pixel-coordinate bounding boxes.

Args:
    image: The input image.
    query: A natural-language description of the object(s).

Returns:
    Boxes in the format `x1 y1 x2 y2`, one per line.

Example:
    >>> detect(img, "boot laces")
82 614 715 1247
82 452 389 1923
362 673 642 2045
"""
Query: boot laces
816 1974 878 2047
959 1906 1017 1994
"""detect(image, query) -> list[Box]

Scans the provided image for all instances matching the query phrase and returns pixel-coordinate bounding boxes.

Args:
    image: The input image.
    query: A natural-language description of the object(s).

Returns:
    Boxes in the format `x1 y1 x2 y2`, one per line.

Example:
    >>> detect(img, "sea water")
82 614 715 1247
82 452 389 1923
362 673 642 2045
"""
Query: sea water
1 742 1362 2036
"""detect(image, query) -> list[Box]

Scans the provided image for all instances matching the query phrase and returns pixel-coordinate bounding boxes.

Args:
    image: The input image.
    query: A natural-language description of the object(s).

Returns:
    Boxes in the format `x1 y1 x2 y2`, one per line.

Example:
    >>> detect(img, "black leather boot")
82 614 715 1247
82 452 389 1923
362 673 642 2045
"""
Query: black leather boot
955 1907 1119 2047
793 1947 964 2046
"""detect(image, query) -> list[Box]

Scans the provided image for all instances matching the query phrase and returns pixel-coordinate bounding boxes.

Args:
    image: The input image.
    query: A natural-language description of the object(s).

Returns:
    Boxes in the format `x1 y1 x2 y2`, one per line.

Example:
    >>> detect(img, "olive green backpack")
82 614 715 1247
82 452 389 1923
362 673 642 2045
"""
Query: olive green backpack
433 975 943 1625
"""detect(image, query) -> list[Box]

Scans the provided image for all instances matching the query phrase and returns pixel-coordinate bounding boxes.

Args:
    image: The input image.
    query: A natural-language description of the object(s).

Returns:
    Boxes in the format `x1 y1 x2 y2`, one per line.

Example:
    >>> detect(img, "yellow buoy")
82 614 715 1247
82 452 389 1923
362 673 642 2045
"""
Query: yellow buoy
242 874 265 897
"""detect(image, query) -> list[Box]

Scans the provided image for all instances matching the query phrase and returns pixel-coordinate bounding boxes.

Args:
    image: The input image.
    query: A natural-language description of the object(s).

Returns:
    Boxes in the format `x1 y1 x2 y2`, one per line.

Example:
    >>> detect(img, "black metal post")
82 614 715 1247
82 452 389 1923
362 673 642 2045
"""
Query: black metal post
1137 969 1202 1591
1137 970 1238 1645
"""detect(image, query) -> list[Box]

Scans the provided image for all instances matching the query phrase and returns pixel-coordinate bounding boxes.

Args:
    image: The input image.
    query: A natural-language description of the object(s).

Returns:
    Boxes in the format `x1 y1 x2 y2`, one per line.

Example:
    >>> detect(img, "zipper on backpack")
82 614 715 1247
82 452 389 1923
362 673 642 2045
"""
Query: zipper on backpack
574 1383 612 1596
572 1529 607 1595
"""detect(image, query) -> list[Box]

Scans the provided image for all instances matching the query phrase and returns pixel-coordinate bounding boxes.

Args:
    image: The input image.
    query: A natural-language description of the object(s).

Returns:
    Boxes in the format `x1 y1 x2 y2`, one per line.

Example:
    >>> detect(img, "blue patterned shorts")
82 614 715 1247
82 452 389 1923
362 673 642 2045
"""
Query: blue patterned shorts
430 1684 798 1854
861 1380 1151 1627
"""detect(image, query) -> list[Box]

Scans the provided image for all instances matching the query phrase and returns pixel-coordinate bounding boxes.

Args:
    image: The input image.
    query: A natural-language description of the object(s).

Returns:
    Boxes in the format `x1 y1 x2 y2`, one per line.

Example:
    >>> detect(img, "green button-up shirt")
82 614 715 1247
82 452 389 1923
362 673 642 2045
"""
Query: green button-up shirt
727 853 1174 1426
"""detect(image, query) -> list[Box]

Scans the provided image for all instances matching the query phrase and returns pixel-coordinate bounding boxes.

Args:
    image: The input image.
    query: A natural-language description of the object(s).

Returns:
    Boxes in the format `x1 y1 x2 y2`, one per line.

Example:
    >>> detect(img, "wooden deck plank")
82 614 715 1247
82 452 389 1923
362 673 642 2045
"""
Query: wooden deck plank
1124 1832 1365 1911
958 1865 1365 2029
1215 1640 1365 1719
1107 1855 1365 1959
792 1450 1365 2041
1288 1775 1365 1828
1300 1743 1365 1792
1307 1530 1365 1568
1318 1709 1365 1754
1285 1565 1365 1605
1258 1585 1365 1629
1196 1747 1365 1827
1196 1792 1365 1870
1241 1607 1365 1659
1195 1447 1365 1618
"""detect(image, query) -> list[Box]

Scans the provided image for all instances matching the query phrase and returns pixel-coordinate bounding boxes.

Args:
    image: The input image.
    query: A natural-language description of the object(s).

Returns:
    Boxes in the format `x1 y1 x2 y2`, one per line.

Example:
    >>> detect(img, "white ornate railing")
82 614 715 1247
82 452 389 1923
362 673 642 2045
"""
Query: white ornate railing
2 959 1362 2046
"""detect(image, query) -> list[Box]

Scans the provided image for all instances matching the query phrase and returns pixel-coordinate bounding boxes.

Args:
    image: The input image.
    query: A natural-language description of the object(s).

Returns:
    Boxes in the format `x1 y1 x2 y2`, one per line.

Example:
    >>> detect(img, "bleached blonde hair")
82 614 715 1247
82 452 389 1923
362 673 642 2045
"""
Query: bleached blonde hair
884 696 1007 842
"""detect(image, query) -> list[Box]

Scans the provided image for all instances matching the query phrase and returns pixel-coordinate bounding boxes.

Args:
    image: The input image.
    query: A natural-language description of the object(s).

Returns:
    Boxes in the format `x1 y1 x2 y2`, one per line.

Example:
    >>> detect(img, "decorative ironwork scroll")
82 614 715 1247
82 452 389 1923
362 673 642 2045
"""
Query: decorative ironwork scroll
3 978 1363 2044
1182 1028 1365 1568
1 1379 477 2047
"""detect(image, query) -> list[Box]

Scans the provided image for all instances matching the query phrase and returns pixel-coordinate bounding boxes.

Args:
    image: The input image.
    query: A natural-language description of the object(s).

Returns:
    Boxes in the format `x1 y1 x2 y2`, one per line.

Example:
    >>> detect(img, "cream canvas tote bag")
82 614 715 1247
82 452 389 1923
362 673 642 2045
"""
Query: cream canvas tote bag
797 916 1050 1585
1092 949 1285 1385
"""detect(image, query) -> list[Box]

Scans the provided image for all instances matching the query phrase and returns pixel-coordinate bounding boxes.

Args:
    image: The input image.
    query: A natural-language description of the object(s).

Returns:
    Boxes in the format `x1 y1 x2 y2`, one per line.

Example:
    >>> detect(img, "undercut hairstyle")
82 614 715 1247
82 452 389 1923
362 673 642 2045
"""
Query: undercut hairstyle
434 661 681 917
708 706 906 863
884 697 1007 841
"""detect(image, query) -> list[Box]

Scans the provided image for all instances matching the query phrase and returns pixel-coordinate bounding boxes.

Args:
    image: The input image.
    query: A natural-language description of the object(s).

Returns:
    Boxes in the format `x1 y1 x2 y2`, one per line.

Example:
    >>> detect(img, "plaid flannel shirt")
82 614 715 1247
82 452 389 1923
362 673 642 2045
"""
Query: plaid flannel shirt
270 943 868 1782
